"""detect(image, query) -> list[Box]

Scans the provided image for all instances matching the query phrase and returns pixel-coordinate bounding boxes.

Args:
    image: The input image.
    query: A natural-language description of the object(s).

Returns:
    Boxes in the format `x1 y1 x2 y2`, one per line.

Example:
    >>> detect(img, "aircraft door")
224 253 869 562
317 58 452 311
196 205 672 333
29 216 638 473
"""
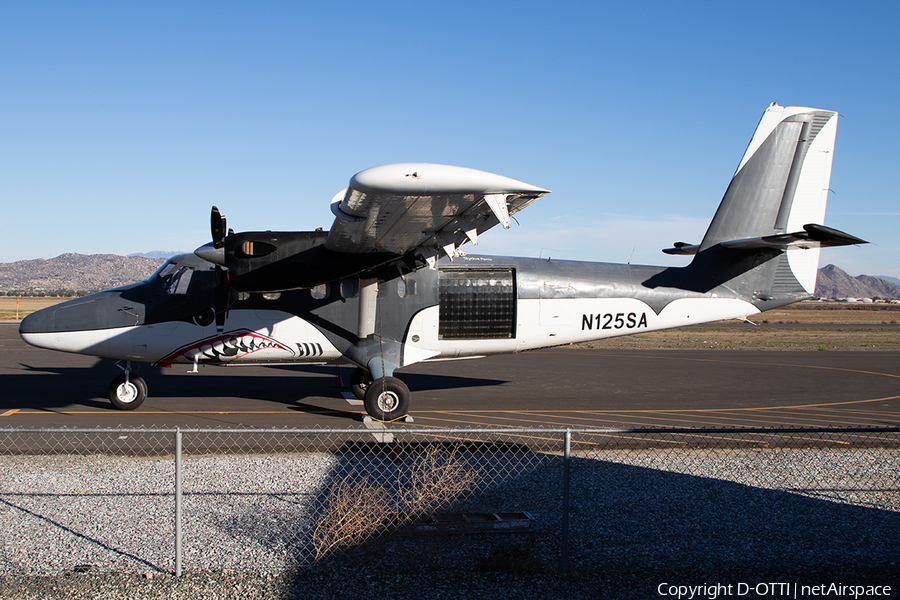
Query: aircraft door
539 280 576 326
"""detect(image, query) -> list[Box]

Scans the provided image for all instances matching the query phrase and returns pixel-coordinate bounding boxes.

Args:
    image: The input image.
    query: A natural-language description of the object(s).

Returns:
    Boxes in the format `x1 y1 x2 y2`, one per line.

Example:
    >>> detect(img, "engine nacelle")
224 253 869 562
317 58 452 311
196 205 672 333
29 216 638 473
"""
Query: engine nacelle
201 231 398 292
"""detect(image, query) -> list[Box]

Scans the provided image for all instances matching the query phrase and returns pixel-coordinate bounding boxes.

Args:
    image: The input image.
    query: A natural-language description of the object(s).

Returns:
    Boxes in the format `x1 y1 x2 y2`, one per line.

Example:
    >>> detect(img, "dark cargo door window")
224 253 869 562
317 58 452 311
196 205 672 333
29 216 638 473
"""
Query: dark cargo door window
438 269 516 340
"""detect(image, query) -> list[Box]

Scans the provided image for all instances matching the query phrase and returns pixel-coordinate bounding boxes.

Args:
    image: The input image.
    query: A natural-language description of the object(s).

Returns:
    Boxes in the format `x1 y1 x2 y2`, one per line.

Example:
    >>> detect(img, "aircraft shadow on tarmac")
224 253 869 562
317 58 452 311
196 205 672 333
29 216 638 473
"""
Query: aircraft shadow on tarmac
205 445 900 582
2 360 507 413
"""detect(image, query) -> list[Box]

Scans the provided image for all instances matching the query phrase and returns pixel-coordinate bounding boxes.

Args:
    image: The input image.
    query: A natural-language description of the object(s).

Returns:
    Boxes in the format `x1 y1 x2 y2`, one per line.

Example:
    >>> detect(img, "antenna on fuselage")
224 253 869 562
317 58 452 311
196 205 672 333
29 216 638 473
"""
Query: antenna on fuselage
539 248 559 261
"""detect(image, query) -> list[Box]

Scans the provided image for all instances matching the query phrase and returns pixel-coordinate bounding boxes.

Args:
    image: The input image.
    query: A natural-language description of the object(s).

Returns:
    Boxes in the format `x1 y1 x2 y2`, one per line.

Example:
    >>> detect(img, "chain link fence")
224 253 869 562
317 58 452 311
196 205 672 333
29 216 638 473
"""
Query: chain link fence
1 426 898 576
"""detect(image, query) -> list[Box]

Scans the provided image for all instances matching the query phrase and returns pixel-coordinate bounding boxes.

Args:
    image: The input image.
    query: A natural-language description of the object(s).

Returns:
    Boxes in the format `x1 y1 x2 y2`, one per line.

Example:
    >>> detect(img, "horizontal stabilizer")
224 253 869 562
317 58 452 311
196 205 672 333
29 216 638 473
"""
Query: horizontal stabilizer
663 224 865 256
720 223 867 251
662 242 699 256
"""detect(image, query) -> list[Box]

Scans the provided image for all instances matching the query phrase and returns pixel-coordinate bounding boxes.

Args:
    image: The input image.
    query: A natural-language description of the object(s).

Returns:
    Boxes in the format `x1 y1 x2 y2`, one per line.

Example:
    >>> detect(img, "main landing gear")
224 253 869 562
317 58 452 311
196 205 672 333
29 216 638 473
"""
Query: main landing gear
108 362 147 410
349 367 410 422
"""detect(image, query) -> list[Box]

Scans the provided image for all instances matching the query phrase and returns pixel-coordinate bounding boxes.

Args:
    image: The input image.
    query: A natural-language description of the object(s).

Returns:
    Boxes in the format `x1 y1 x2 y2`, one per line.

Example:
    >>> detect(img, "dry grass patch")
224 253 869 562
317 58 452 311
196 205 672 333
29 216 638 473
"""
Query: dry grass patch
0 297 67 321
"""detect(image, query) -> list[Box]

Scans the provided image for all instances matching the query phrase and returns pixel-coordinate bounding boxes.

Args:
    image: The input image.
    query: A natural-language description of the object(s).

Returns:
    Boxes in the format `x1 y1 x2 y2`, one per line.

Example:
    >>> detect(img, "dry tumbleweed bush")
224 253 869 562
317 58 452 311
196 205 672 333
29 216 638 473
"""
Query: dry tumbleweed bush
310 473 391 561
311 444 480 561
400 443 480 517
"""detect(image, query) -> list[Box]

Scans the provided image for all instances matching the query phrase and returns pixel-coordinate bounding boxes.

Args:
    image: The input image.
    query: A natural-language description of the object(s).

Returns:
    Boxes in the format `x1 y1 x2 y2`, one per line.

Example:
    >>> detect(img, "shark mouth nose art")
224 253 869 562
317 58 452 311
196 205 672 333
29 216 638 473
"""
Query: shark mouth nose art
158 330 293 366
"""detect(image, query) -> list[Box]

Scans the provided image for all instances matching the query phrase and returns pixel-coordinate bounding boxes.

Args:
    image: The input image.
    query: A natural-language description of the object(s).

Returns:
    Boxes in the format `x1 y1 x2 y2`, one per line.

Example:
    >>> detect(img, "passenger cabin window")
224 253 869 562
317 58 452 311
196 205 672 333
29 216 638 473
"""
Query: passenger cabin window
398 278 416 298
340 278 358 299
438 269 515 339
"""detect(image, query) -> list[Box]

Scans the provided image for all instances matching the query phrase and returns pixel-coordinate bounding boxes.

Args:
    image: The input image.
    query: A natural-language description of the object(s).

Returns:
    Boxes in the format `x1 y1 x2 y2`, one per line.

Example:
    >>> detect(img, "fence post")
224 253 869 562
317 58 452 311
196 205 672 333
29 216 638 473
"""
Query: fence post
561 428 571 575
175 427 182 577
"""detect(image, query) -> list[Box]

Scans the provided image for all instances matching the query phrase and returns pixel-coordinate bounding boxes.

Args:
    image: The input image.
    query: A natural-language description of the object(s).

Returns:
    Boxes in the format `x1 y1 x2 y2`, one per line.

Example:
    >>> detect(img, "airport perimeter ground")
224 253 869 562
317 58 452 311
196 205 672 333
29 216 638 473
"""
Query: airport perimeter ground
1 300 899 599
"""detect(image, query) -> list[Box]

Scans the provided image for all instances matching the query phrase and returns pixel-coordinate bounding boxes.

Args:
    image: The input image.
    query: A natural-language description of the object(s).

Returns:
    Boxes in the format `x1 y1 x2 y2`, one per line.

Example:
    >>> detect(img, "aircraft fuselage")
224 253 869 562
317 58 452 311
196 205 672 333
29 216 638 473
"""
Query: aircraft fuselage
20 250 772 373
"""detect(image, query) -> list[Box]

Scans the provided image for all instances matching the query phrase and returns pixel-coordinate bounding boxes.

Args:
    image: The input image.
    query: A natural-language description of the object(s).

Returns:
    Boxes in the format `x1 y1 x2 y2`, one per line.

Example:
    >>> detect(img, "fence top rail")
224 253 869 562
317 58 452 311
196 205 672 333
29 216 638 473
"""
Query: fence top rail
1 426 899 435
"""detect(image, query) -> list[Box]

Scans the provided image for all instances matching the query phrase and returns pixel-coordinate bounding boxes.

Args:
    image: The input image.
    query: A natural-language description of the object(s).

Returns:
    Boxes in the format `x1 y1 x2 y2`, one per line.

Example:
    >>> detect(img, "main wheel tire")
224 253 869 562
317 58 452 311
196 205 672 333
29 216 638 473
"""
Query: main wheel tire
349 367 372 401
108 374 147 410
363 376 410 422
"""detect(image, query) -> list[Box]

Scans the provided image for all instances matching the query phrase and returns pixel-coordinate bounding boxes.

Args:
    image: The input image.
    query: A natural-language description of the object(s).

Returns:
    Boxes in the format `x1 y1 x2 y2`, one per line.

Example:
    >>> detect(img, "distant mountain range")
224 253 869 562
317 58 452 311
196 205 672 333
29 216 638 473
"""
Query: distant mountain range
0 253 167 295
875 274 900 286
815 264 900 300
0 254 898 299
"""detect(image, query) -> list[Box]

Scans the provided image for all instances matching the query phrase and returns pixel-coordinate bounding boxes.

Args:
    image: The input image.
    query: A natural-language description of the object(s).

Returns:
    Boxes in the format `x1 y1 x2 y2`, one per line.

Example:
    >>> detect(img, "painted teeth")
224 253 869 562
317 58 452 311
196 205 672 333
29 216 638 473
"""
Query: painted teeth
189 334 289 362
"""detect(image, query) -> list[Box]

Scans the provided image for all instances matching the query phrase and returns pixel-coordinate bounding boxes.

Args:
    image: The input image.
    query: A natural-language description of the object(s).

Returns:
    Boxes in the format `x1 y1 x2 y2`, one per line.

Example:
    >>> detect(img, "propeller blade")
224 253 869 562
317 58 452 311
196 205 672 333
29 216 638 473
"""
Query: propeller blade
211 206 226 249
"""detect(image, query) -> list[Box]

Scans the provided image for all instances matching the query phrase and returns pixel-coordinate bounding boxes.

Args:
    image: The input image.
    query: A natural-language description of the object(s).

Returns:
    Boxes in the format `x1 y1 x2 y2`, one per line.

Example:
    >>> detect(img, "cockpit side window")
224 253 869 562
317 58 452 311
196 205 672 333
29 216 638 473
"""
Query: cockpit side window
166 267 193 294
153 262 195 295
147 261 177 282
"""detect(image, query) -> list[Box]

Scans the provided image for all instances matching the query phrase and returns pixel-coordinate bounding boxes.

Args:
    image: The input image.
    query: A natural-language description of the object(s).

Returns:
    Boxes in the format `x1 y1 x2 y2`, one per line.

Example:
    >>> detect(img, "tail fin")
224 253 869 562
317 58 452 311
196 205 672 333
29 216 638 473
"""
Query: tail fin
660 103 865 306
697 103 840 294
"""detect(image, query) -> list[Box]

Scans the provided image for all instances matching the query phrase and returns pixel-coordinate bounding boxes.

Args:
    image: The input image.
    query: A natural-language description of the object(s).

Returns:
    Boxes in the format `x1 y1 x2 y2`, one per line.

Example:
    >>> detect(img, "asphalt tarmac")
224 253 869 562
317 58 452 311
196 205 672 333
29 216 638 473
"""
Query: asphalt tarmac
2 323 899 429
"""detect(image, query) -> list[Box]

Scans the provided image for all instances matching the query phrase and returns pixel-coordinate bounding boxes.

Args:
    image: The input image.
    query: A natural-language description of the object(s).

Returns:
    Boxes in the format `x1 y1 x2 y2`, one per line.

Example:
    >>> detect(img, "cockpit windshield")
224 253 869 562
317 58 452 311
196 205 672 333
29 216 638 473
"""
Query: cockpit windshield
149 260 195 295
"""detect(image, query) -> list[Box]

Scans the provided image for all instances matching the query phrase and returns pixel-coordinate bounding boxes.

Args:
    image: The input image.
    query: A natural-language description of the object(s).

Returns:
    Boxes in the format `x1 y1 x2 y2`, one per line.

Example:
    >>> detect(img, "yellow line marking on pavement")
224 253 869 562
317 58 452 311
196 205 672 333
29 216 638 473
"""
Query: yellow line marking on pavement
407 394 900 414
1 409 19 417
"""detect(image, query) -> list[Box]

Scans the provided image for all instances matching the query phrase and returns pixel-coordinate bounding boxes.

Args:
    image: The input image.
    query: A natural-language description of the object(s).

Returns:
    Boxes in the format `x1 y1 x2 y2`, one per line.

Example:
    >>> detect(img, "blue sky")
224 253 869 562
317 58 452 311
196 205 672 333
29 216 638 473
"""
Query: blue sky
2 2 897 277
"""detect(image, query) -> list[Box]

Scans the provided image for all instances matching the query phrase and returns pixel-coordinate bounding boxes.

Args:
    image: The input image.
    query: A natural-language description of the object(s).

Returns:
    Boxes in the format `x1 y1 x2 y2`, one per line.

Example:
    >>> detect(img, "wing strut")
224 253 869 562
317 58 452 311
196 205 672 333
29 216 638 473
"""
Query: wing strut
358 279 378 339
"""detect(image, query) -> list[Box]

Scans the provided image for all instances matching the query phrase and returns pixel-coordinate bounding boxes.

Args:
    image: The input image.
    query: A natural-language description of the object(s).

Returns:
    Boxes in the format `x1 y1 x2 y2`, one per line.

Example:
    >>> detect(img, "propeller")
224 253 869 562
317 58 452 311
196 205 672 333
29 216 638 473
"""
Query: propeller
211 206 227 249
194 207 228 266
209 206 234 333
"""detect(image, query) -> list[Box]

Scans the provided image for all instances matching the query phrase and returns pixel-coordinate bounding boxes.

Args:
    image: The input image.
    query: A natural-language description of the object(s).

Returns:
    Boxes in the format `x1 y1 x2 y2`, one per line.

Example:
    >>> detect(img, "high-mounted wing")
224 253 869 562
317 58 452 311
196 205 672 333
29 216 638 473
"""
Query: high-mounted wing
326 163 550 267
194 163 549 292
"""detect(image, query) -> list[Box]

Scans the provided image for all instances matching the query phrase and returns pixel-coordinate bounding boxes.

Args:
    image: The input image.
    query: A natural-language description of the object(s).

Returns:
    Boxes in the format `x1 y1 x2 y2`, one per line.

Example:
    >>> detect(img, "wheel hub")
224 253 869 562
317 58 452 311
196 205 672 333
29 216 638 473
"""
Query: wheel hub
376 391 399 413
116 382 138 404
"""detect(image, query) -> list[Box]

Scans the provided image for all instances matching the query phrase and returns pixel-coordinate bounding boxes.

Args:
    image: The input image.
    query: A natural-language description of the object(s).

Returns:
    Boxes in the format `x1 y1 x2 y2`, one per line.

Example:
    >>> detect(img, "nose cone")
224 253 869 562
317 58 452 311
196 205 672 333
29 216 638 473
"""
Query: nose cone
19 291 144 354
19 296 98 336
194 242 225 266
20 296 99 351
18 306 52 337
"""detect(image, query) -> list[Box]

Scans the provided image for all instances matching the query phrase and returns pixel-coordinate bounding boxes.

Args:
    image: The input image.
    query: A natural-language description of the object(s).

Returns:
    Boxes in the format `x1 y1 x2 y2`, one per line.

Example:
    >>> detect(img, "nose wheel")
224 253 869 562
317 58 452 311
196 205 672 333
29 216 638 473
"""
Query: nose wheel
108 373 147 410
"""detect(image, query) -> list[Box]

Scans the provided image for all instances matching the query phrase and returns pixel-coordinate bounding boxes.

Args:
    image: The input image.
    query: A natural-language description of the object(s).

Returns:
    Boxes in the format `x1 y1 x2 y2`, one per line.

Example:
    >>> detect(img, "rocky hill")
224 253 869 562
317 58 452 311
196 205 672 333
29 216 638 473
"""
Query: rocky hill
0 254 167 295
815 264 900 300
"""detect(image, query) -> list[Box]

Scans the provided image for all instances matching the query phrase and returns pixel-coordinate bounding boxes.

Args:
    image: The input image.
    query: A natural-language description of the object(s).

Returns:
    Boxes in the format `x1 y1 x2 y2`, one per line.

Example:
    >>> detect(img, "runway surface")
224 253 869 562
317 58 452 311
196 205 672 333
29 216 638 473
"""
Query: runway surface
2 323 899 429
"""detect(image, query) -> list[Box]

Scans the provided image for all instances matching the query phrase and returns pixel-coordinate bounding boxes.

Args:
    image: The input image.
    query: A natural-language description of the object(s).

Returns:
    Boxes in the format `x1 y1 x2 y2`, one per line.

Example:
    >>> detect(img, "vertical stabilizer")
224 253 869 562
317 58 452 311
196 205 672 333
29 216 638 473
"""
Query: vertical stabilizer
694 104 838 297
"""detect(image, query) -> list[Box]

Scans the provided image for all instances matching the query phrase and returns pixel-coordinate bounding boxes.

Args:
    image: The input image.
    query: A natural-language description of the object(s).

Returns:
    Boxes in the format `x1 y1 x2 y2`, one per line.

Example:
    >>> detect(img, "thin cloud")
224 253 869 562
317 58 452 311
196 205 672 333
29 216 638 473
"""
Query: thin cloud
829 212 900 217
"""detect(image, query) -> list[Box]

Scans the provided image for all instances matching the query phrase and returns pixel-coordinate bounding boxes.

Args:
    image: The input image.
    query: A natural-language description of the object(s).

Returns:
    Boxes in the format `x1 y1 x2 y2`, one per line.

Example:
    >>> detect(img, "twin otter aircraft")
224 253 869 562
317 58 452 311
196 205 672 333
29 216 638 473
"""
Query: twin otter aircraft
20 104 866 421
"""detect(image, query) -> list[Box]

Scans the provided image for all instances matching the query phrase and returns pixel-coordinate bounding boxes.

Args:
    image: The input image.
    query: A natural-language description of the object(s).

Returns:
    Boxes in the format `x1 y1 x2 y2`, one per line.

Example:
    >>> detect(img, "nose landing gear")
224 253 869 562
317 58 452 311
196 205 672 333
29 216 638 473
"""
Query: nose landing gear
108 362 147 410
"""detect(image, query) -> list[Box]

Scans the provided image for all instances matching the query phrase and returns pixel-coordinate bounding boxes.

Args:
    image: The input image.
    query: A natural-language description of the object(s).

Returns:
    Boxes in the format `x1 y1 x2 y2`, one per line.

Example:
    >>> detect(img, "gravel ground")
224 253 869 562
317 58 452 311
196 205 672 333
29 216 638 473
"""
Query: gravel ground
1 448 899 598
